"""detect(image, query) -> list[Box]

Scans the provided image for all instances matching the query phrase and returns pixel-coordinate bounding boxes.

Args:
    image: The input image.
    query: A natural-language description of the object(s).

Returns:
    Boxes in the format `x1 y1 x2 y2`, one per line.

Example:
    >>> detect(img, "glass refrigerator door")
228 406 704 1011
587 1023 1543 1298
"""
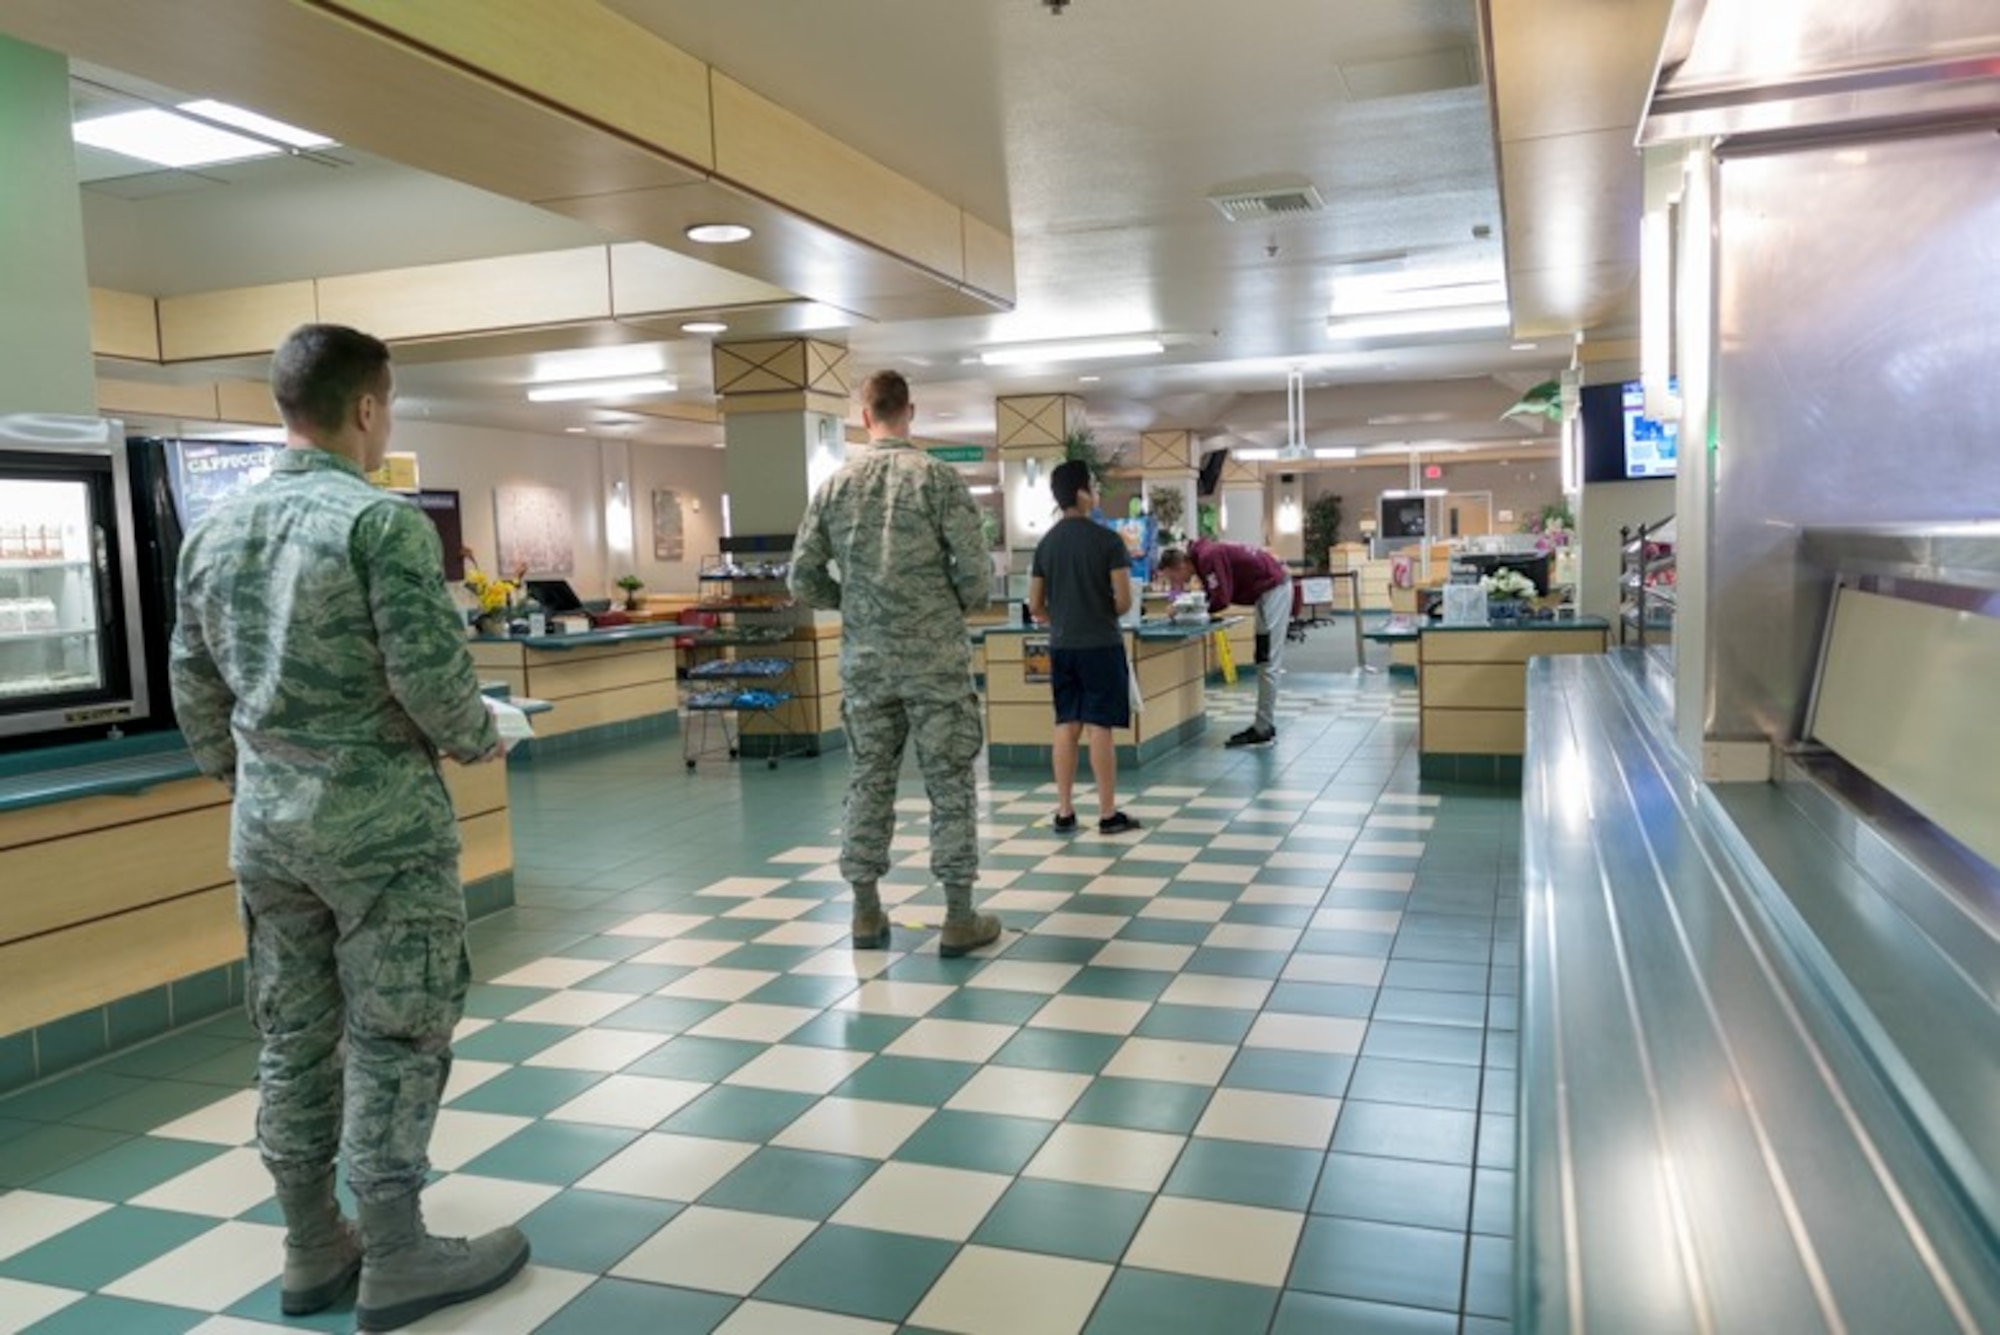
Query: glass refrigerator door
0 475 112 704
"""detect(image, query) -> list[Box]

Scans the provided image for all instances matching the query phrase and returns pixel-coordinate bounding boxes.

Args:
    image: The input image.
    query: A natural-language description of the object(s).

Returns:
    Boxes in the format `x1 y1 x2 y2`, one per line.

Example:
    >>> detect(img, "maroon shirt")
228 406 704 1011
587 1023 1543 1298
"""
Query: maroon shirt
1188 538 1289 614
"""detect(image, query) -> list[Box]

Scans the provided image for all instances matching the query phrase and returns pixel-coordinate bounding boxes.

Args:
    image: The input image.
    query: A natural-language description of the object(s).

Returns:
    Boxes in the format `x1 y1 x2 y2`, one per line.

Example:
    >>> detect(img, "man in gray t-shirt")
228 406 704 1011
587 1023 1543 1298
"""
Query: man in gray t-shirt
1028 461 1139 835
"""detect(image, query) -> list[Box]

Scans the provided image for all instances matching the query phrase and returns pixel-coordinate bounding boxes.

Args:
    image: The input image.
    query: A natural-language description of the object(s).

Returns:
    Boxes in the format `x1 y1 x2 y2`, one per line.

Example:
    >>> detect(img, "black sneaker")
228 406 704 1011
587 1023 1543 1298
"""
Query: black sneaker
1053 810 1078 832
1096 811 1140 835
1225 725 1277 748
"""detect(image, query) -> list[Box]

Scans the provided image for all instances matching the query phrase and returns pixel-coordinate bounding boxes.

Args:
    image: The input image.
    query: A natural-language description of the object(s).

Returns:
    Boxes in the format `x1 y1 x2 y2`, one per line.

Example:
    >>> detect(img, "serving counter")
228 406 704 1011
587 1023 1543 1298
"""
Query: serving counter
469 623 690 750
979 619 1236 768
1417 616 1609 781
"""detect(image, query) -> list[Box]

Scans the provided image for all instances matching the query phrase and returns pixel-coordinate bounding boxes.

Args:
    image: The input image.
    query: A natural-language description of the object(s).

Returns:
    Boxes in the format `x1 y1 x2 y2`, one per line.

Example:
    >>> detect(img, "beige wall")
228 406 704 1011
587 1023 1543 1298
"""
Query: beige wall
1304 460 1563 552
1578 478 1674 625
629 443 728 591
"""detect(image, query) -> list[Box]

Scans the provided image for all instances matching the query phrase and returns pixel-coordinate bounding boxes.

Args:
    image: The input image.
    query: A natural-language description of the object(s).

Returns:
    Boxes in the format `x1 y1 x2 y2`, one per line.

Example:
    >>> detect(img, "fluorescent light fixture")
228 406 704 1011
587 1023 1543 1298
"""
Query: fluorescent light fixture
1382 488 1449 498
686 223 753 244
526 375 675 402
1234 448 1281 462
1311 447 1358 460
680 321 729 335
564 426 587 434
1326 306 1510 341
968 485 997 497
1078 375 1101 383
1329 280 1505 318
74 108 281 168
979 337 1163 367
177 100 332 149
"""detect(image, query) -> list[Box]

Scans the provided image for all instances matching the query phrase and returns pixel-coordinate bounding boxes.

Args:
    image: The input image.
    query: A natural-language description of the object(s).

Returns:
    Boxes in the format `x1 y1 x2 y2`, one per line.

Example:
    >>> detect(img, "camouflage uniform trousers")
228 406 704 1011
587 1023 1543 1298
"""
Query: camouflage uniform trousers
238 857 470 1204
840 681 983 918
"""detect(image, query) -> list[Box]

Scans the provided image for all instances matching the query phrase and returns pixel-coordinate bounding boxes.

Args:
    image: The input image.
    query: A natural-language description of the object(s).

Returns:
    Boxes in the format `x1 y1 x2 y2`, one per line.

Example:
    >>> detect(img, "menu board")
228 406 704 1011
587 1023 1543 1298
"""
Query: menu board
169 441 281 527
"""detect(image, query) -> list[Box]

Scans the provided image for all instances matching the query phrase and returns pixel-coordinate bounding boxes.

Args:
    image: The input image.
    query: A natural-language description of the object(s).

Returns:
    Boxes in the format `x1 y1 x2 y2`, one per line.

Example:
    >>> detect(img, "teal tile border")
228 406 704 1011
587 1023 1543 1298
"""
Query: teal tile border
0 867 516 1099
510 710 679 762
989 714 1208 771
1418 753 1524 786
735 728 844 761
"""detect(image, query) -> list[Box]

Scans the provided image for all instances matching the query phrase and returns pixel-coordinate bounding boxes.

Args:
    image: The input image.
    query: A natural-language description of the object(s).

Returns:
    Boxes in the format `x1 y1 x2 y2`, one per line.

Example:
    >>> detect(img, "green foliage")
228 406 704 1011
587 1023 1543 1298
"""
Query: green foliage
1063 428 1108 488
1147 484 1186 542
1304 493 1343 566
1501 380 1563 424
614 573 644 591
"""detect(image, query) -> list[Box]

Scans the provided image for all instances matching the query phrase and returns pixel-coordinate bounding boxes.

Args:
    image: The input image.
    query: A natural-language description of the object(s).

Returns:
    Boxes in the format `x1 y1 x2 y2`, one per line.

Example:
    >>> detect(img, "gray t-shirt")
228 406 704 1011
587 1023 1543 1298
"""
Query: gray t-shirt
1031 516 1131 650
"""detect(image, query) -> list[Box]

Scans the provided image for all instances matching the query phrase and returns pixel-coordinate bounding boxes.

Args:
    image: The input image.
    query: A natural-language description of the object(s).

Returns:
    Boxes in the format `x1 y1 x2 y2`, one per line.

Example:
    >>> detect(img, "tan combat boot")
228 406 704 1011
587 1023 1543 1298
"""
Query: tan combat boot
355 1190 530 1331
273 1167 361 1315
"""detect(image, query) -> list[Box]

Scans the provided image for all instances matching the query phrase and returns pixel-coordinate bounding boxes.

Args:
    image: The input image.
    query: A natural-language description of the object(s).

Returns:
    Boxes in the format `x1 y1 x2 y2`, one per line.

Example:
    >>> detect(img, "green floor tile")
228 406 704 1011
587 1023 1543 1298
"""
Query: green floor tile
171 1042 261 1088
880 954 991 986
535 1277 736 1334
1271 1290 1458 1335
744 974 861 1009
1114 918 1213 946
1165 1137 1323 1211
755 1222 957 1323
0 1117 36 1147
1266 981 1378 1019
1085 1268 1280 1335
1288 1215 1466 1313
0 1205 214 1290
713 943 819 973
598 996 728 1036
972 1177 1151 1263
546 935 657 963
518 1189 684 1273
450 1021 576 1063
460 1119 635 1185
573 963 691 995
1375 987 1487 1028
701 1146 876 1219
30 1135 225 1202
16 1294 206 1334
1222 1049 1354 1099
1061 967 1175 1001
991 1027 1124 1074
1313 1152 1472 1232
1068 1077 1213 1134
0 1123 135 1188
924 988 1048 1025
680 918 772 942
1346 1058 1482 1113
0 1071 149 1124
832 1056 977 1106
625 1035 767 1082
784 1010 916 1052
99 1034 245 1081
1134 1004 1256 1045
1359 1021 1484 1069
1001 935 1106 965
62 1080 237 1136
1297 930 1395 959
1184 947 1290 979
446 1066 603 1117
461 984 556 1019
893 1110 1054 1175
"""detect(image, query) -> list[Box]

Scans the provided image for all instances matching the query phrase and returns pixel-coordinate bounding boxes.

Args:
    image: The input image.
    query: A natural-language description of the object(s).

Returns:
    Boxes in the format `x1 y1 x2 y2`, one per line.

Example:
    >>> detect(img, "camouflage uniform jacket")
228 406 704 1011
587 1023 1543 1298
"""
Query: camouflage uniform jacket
790 437 990 698
170 447 498 880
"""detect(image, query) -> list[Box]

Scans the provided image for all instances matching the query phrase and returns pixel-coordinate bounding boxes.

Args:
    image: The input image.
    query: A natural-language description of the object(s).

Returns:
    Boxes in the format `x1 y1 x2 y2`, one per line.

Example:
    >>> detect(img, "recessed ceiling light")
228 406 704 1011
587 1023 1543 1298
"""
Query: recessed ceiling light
74 107 280 168
177 100 333 149
564 426 587 434
1078 375 1102 383
1511 341 1539 352
526 375 676 403
979 337 1164 367
681 321 729 335
685 223 753 244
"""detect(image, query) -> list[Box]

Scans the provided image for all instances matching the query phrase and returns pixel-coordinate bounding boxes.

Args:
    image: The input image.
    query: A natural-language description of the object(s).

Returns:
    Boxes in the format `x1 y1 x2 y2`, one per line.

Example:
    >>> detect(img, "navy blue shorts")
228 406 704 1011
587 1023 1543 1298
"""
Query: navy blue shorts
1050 644 1131 729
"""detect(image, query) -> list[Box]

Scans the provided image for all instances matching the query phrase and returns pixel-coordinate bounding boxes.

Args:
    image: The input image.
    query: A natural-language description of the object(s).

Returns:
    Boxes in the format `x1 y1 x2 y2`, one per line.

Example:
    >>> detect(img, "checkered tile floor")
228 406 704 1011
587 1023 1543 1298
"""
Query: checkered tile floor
0 674 1518 1334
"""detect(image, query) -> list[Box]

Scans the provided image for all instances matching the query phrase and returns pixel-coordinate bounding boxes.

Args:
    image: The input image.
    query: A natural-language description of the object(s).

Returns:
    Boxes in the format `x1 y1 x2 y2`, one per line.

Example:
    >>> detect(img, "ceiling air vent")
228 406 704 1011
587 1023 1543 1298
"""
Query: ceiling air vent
1207 181 1325 223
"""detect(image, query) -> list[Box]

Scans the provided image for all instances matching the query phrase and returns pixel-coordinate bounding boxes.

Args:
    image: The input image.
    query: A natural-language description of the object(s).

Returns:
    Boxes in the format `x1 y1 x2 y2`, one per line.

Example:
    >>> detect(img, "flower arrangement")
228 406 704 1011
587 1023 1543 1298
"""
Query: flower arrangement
462 550 525 622
1482 568 1538 601
1525 501 1575 551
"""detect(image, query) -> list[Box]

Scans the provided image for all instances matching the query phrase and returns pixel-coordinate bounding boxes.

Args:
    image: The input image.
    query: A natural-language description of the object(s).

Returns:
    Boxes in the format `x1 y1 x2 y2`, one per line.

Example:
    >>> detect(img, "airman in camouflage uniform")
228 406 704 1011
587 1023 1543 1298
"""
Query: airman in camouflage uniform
790 369 1002 957
171 324 527 1332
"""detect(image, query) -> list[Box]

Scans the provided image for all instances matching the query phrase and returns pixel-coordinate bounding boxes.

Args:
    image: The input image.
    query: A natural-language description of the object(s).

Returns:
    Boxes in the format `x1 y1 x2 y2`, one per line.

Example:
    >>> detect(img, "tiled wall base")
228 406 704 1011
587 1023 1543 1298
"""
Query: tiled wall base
0 869 517 1099
736 728 845 761
1419 752 1524 785
511 710 678 761
988 715 1208 770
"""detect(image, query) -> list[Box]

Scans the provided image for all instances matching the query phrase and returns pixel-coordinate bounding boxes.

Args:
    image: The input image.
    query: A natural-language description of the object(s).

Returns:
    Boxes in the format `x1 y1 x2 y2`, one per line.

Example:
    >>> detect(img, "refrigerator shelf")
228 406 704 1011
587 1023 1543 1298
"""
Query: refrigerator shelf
0 628 101 644
0 559 89 571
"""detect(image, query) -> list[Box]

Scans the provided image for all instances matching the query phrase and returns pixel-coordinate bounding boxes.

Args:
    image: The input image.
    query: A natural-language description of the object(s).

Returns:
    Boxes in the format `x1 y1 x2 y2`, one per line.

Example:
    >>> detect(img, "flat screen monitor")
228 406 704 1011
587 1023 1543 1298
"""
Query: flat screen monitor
402 490 465 581
526 579 585 614
1451 550 1552 597
1582 380 1678 481
1378 495 1429 540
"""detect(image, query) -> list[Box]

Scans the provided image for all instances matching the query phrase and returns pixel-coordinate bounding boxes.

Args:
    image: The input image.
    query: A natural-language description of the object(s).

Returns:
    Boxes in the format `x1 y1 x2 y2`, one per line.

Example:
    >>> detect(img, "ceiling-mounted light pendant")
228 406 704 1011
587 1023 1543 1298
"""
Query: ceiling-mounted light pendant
1327 306 1510 341
681 321 729 335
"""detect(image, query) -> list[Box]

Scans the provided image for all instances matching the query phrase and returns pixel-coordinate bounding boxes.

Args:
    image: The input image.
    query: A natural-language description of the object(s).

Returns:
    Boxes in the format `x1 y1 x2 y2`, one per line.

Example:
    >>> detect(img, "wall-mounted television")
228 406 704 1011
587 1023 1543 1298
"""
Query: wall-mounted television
1196 448 1228 497
1581 380 1678 482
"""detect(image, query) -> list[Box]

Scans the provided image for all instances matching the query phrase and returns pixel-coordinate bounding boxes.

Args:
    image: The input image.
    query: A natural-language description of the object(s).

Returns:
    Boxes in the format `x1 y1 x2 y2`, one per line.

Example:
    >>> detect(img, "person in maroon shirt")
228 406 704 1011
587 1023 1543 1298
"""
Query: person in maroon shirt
1158 538 1295 746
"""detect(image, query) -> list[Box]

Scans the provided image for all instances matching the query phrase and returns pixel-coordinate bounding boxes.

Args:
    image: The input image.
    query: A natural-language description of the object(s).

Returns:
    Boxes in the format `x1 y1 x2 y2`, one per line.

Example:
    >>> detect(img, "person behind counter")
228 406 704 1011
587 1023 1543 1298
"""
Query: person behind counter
1158 539 1296 747
171 323 527 1331
1027 460 1140 835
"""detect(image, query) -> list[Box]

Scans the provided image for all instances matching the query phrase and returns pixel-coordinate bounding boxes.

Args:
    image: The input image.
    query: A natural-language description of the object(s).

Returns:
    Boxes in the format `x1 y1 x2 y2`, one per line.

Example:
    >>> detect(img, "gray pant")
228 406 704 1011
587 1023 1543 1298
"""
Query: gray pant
1254 576 1293 730
839 687 984 907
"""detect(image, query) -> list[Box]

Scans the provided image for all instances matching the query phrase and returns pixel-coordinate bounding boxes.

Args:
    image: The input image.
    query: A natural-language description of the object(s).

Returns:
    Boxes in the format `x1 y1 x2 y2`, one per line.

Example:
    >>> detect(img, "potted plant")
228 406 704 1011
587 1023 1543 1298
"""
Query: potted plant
1147 484 1186 546
614 573 645 611
1501 380 1563 426
463 567 519 635
1303 494 1343 569
1063 428 1109 491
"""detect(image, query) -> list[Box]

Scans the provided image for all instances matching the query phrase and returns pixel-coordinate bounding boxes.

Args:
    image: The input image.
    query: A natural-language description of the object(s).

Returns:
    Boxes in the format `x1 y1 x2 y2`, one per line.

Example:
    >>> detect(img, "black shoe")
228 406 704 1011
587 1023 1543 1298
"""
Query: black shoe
1096 811 1140 835
1053 810 1078 832
1226 725 1276 748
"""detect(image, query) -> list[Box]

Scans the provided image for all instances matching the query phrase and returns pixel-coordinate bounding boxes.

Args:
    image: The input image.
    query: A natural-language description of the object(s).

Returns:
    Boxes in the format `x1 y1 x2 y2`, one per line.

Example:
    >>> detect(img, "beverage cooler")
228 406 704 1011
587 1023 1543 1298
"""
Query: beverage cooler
0 414 150 745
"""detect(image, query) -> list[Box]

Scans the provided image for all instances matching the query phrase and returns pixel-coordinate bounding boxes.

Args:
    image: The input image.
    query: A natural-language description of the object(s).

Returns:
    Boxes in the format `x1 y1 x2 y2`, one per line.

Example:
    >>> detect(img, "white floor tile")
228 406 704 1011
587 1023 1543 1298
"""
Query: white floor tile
453 1018 492 1043
724 1044 872 1095
103 1219 284 1310
1185 796 1250 811
1117 842 1201 865
755 920 851 948
1031 912 1127 940
1194 1089 1342 1150
1309 800 1373 816
792 947 902 980
883 1018 1016 1063
1033 856 1116 876
1101 1036 1235 1086
505 989 639 1027
1310 908 1404 933
1121 804 1180 819
964 960 1080 994
1022 1123 1186 1193
628 939 742 968
1173 861 1258 885
911 1244 1112 1335
1159 818 1228 835
1376 793 1444 807
1209 833 1283 852
1365 814 1436 831
1090 940 1194 972
1138 897 1229 923
546 1074 709 1130
1259 789 1323 802
1083 874 1169 898
993 838 1070 857
769 846 842 864
611 1203 814 1295
603 912 707 939
713 1300 895 1334
771 1097 933 1159
0 1192 110 1264
394 1263 591 1333
697 876 792 898
1241 883 1326 907
150 1088 259 1146
0 1278 83 1331
1142 785 1205 797
1331 871 1417 893
829 1161 1011 1241
1264 851 1341 872
724 896 818 922
656 968 782 1002
1124 1196 1303 1287
832 979 956 1017
132 1146 272 1218
428 1109 533 1169
1351 839 1425 858
1244 1012 1368 1055
947 1066 1090 1121
420 1174 560 1232
1288 823 1362 840
521 1028 668 1074
688 1003 819 1044
1025 995 1151 1036
575 1132 756 1201
982 890 1074 913
975 867 1024 890
488 957 611 990
1158 974 1272 1010
444 1059 512 1104
1203 923 1302 952
188 1320 294 1335
1281 953 1386 986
